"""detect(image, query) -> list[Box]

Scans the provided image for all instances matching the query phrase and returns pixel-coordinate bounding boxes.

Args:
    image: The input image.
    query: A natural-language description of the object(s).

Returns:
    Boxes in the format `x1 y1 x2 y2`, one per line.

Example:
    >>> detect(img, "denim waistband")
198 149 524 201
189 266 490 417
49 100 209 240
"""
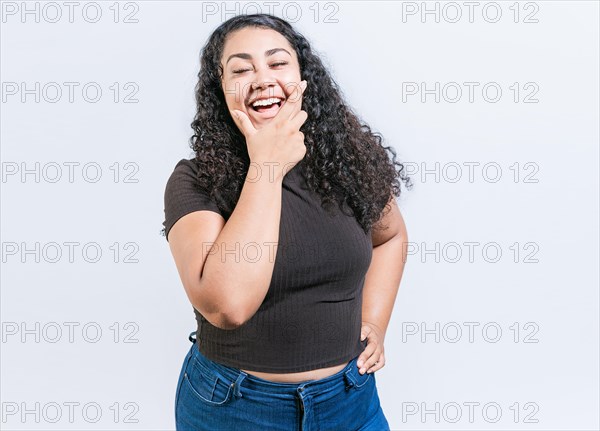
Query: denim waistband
187 331 367 397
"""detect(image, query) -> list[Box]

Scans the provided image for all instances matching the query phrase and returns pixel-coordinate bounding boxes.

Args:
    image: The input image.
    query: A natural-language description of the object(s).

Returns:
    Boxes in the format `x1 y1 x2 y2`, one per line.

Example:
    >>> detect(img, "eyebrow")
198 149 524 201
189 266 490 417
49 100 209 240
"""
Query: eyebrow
225 48 291 66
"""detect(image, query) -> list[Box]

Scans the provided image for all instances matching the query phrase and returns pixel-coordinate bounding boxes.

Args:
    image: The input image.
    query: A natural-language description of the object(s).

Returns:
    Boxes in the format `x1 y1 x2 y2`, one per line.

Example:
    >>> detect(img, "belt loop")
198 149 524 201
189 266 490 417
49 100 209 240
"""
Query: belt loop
188 331 196 343
232 371 247 398
343 368 355 390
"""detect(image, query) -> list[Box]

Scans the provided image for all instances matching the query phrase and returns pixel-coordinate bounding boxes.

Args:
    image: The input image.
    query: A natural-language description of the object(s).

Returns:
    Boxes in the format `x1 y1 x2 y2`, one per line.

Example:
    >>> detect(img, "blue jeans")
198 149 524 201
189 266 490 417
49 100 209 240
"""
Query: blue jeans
175 331 390 431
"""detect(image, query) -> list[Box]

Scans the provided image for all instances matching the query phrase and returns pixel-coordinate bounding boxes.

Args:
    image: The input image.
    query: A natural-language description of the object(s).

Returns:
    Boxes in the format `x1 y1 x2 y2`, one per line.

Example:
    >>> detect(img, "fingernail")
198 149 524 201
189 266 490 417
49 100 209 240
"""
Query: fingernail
357 360 362 367
360 368 365 374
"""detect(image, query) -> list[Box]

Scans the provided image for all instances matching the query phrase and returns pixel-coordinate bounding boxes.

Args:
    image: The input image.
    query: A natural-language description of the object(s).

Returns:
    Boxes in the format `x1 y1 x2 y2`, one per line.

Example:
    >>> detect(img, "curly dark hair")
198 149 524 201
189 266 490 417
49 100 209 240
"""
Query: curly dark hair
161 13 412 238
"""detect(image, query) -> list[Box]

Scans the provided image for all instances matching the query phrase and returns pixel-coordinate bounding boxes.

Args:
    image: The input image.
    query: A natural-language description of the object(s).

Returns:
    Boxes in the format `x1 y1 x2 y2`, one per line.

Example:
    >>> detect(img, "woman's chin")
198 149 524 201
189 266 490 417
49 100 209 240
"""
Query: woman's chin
249 114 276 130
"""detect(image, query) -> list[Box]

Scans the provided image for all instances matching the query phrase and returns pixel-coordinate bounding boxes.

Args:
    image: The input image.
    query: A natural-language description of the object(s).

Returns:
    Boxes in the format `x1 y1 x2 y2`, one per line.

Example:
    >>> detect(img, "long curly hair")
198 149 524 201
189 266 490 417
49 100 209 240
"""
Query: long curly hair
166 13 412 237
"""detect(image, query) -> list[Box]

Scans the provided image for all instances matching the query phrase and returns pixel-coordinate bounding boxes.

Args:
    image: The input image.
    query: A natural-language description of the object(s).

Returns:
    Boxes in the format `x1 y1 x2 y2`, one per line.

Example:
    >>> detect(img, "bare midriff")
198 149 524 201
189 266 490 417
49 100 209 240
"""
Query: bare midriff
241 360 350 383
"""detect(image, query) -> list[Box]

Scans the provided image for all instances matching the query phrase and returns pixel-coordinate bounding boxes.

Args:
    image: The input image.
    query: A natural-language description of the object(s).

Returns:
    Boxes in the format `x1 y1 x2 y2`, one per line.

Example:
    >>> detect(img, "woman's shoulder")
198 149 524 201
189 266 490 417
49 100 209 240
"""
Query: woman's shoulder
164 158 213 199
167 157 207 183
171 157 201 173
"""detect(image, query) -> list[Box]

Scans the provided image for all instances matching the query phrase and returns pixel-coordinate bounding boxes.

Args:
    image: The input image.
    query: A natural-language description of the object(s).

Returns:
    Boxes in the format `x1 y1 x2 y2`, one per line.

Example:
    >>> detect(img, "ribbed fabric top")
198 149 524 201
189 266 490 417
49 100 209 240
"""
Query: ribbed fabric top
163 157 372 373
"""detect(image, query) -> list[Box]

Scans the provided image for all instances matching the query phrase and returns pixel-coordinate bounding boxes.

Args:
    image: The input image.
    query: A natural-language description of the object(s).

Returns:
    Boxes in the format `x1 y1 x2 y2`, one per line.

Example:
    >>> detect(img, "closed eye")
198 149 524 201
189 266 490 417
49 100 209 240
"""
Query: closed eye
232 61 289 74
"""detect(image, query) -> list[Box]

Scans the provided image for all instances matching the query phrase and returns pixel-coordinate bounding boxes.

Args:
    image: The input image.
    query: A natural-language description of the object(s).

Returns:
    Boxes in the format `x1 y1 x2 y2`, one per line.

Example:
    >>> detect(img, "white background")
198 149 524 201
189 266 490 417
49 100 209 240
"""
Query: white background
1 1 598 429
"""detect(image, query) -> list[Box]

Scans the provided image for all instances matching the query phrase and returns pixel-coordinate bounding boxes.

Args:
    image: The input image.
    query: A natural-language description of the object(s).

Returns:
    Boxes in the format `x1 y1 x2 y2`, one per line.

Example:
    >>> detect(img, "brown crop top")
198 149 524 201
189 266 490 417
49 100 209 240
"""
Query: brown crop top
162 157 372 372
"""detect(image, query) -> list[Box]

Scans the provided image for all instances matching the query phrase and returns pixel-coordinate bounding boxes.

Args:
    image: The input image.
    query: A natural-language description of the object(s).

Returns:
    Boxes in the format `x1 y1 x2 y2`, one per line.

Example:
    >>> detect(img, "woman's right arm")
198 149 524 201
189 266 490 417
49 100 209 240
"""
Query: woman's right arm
167 169 284 330
168 80 308 330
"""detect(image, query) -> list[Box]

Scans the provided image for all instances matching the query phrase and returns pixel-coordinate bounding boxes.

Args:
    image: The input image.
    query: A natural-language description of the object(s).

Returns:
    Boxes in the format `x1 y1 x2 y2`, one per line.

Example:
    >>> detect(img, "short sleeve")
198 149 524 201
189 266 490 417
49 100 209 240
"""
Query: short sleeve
162 158 223 242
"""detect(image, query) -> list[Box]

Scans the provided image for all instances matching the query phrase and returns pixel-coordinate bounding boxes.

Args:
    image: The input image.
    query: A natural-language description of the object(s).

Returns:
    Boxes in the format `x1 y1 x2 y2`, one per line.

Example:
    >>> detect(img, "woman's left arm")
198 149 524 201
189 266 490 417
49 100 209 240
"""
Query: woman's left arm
358 195 409 374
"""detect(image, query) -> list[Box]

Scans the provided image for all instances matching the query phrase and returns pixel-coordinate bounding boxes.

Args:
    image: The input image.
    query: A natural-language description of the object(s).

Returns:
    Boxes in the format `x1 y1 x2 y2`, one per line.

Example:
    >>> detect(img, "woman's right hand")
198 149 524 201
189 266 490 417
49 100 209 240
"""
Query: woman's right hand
230 80 308 181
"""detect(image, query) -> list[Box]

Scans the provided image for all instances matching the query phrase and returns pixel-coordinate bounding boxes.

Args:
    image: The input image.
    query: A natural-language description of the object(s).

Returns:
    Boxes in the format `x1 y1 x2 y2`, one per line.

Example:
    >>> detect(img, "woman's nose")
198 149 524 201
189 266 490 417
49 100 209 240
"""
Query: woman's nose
251 68 276 91
251 80 275 92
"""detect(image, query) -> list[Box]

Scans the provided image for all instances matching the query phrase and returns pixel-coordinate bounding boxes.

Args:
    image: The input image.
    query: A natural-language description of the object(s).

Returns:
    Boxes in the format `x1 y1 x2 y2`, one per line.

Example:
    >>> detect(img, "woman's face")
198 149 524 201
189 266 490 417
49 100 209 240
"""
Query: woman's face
220 27 302 130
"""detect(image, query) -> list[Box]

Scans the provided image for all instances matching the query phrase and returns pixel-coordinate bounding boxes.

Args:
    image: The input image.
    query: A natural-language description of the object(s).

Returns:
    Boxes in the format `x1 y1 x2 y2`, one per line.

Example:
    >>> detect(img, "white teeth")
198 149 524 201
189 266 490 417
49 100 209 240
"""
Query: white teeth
251 97 282 108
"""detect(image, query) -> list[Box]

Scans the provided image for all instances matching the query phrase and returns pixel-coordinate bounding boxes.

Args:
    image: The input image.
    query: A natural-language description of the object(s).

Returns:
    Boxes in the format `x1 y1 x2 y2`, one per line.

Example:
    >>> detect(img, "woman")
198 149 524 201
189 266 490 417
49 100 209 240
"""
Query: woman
162 13 411 431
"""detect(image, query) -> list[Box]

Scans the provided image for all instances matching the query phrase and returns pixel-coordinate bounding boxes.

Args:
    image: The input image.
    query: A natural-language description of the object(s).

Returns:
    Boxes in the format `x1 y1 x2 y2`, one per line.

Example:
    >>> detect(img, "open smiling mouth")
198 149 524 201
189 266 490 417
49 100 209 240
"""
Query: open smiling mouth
249 97 284 116
251 101 281 112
